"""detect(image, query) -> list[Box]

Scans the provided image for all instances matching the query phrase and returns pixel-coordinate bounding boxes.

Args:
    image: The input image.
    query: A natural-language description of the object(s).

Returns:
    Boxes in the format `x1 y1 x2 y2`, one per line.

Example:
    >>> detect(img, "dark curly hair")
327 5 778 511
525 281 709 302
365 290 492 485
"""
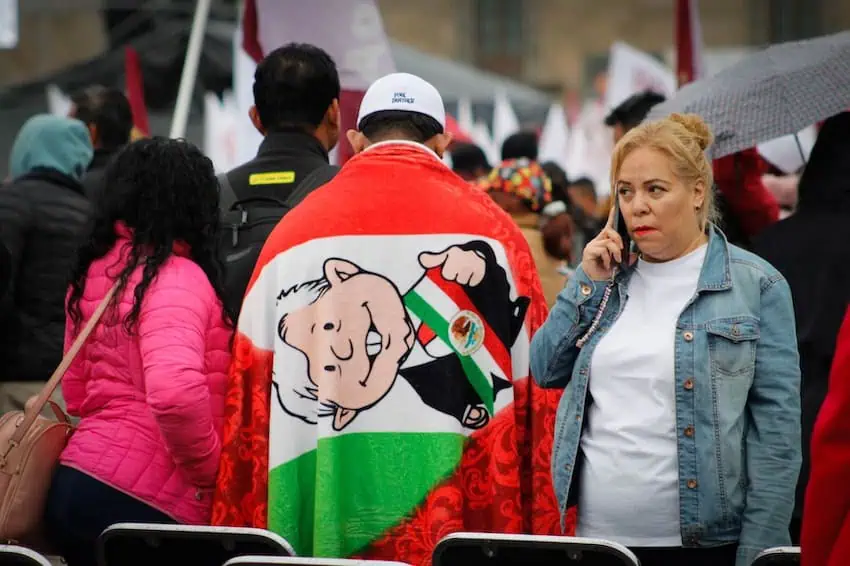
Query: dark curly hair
68 137 234 332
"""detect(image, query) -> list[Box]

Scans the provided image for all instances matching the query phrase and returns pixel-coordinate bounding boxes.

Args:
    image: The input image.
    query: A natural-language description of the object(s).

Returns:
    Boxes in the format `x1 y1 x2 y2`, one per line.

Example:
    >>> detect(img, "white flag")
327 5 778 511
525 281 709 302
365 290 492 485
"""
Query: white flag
538 104 570 172
492 90 520 155
204 92 242 174
456 97 474 135
757 127 817 174
471 121 498 167
232 28 265 168
606 42 676 111
0 0 18 49
46 85 72 117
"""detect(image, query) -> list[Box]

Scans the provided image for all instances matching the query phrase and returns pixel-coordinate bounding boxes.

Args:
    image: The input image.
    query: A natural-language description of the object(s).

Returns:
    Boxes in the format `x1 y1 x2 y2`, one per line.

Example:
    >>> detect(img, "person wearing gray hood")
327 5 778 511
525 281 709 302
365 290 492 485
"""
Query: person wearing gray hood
0 115 93 413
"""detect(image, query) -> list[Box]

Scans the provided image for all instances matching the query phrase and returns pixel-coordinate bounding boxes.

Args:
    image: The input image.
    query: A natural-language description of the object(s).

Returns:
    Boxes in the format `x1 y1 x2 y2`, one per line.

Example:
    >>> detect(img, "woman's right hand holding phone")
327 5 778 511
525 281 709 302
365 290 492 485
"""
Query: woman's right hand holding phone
581 225 625 281
581 206 637 281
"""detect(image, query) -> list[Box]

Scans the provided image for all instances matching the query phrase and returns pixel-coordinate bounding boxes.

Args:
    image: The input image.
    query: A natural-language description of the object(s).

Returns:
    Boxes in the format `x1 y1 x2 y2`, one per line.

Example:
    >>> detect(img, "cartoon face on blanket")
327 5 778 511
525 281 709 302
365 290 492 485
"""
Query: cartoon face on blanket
274 241 530 431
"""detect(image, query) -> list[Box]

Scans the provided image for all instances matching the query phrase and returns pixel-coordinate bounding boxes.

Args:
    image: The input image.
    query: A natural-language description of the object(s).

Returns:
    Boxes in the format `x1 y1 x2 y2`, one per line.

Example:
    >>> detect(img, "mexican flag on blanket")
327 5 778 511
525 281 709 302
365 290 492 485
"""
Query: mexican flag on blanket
211 142 569 565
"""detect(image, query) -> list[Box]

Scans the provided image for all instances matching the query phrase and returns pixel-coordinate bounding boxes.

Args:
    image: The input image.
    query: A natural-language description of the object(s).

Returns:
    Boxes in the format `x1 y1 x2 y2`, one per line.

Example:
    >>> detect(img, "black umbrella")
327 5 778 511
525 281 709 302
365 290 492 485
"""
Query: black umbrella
647 31 850 158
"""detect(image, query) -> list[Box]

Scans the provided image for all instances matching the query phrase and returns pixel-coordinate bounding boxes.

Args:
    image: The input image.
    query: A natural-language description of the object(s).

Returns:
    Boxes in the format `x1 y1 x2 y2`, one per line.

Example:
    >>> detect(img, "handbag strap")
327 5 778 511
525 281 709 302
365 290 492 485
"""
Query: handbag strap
6 281 120 446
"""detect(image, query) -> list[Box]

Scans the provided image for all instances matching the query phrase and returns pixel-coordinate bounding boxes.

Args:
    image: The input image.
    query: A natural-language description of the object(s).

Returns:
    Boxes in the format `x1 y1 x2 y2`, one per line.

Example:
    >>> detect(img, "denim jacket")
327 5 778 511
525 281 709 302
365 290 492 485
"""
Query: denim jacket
530 227 801 566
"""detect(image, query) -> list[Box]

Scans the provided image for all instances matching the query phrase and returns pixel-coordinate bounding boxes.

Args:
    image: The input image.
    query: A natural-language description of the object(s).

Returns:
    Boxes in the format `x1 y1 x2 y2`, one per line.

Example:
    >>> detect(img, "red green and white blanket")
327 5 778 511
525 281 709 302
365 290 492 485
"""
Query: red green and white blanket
211 142 570 565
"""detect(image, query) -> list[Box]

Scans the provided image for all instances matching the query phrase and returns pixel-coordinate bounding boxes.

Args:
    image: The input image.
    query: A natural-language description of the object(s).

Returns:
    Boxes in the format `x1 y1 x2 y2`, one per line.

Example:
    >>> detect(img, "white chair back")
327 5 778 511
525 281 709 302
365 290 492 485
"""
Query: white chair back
432 533 639 566
751 546 801 566
96 523 294 566
0 545 52 566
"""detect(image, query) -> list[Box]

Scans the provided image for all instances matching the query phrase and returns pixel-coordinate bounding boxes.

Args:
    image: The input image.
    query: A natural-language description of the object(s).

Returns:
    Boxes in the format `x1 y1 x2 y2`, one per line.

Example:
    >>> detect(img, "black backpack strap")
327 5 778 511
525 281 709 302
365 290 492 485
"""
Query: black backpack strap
219 164 337 214
218 172 238 213
284 164 339 208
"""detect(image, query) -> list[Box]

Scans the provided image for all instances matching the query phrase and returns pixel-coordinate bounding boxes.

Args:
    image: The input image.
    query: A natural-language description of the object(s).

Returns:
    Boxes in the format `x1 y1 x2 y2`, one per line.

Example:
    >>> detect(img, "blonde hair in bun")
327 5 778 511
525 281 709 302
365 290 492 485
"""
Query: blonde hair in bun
610 112 717 228
668 113 714 151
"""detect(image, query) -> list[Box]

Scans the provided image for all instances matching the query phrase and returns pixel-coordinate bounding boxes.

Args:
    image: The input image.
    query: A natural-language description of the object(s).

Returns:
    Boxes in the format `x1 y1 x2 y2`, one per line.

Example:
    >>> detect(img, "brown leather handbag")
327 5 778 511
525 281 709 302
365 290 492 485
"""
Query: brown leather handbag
0 282 118 546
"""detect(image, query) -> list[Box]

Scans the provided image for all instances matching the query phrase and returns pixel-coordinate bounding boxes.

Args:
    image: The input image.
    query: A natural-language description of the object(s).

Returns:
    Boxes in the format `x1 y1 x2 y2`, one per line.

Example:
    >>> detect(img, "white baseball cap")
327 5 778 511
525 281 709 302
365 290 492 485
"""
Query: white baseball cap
356 72 446 130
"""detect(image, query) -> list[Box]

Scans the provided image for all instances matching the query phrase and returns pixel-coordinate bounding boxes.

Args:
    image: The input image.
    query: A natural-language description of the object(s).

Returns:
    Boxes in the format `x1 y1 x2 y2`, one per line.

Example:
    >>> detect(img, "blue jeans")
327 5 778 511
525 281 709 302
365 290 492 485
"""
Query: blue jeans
45 465 176 566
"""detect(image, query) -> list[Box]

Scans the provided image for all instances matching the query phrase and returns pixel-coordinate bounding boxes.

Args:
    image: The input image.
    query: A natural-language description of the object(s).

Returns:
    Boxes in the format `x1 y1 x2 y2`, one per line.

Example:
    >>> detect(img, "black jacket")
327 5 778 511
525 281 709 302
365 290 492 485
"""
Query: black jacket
753 112 850 520
81 148 119 201
0 241 9 302
220 131 335 208
0 168 92 382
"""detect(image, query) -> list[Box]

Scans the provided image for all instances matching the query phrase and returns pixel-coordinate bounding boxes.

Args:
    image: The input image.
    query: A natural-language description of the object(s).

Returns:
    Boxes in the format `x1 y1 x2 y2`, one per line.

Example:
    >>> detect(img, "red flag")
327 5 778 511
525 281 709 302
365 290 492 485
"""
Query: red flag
338 90 365 164
124 46 149 137
675 0 704 87
241 0 263 63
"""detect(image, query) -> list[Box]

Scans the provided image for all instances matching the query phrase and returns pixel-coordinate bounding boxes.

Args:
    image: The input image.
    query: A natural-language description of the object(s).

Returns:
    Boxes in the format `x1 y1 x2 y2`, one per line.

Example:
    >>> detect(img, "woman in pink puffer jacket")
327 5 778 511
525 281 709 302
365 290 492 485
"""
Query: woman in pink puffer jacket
45 138 234 566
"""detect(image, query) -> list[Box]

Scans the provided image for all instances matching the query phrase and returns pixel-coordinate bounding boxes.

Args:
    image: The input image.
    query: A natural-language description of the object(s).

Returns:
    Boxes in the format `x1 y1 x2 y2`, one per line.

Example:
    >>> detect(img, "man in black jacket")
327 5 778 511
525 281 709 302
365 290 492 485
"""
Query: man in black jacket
220 43 341 210
69 85 134 200
0 115 93 413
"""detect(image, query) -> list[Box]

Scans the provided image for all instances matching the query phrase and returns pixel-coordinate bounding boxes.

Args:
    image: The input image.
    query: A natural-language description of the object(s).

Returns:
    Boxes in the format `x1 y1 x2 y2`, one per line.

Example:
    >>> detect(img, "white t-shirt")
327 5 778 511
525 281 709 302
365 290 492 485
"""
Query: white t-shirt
576 244 707 547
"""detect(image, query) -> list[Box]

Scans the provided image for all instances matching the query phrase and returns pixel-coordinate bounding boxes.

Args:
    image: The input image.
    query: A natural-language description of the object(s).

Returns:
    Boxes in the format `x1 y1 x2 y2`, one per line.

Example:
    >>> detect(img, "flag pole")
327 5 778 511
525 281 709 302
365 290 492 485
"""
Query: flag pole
169 0 213 139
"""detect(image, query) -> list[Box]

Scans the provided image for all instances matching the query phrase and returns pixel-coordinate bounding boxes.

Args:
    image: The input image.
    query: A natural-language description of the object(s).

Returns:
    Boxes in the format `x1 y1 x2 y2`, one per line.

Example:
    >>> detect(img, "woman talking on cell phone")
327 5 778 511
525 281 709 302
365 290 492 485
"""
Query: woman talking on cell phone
529 113 801 566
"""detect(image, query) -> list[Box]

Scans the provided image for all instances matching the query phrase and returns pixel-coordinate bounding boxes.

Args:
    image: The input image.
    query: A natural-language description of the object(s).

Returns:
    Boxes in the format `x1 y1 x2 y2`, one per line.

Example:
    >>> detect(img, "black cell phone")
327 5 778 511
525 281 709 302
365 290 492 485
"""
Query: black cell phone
611 197 632 271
